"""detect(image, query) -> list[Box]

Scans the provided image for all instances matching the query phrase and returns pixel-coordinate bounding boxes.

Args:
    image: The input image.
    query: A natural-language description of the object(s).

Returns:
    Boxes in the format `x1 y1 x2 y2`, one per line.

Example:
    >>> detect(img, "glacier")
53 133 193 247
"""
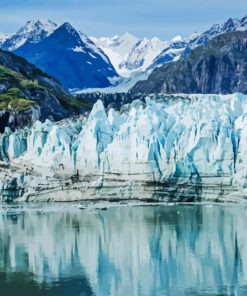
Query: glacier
1 93 247 202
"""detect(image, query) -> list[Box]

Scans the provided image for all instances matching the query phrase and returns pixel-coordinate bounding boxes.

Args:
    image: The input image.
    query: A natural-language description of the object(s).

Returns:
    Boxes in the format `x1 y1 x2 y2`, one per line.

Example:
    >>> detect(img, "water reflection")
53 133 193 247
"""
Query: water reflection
0 204 247 296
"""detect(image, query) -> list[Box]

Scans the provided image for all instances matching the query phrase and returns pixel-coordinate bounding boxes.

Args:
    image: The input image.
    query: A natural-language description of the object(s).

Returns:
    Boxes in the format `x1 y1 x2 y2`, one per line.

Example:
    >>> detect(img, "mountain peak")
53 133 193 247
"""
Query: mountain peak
56 22 80 38
240 14 247 24
171 35 183 43
60 22 74 30
121 32 138 42
151 36 161 42
1 19 57 51
221 17 240 32
19 19 57 35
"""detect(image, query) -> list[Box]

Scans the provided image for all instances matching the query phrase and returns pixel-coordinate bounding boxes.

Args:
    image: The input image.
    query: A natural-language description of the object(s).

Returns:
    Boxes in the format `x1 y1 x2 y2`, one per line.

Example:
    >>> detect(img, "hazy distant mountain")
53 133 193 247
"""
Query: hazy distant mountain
92 33 167 77
91 33 139 76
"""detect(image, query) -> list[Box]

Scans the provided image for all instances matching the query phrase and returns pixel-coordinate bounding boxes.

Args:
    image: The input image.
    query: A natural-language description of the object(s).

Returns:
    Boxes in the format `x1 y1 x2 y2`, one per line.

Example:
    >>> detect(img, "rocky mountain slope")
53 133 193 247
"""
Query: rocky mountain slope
0 49 89 131
131 30 247 94
13 22 119 90
1 20 119 90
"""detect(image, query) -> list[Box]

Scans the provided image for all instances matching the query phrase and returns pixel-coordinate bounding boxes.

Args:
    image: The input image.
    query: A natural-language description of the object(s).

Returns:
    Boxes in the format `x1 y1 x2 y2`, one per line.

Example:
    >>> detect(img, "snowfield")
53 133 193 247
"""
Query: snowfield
1 93 247 202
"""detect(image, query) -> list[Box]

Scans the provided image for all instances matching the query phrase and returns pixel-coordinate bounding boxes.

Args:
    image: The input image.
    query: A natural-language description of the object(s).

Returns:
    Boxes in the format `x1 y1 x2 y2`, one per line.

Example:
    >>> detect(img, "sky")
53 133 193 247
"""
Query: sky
0 0 247 39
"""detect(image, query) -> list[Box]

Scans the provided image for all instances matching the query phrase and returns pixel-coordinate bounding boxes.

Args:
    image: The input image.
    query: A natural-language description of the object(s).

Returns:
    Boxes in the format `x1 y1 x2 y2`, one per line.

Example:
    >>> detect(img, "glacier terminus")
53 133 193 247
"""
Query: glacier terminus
1 93 247 202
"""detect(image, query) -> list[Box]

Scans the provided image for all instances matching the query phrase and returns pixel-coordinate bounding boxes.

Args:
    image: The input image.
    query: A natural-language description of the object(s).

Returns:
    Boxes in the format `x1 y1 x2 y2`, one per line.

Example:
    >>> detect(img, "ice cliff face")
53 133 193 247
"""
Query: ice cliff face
1 93 247 201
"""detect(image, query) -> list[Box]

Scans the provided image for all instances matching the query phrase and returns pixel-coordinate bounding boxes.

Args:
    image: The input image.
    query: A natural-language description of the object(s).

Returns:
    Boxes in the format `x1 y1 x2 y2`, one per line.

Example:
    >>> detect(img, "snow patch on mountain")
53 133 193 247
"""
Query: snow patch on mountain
80 32 111 64
0 32 10 46
72 46 86 53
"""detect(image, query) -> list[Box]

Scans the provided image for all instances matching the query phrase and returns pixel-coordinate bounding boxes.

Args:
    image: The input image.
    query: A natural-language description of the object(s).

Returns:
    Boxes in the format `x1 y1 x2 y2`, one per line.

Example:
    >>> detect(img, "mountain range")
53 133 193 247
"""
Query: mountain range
1 15 247 93
91 15 247 83
149 15 247 72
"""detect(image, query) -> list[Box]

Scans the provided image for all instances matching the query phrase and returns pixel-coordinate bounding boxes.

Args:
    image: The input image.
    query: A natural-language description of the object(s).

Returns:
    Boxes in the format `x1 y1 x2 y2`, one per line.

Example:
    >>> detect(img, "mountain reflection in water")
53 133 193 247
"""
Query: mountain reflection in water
0 203 247 296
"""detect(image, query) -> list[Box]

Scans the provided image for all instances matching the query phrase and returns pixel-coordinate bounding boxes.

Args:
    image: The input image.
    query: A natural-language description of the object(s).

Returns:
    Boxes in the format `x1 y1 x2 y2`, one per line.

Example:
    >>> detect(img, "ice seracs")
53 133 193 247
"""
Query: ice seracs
74 100 113 173
1 93 247 201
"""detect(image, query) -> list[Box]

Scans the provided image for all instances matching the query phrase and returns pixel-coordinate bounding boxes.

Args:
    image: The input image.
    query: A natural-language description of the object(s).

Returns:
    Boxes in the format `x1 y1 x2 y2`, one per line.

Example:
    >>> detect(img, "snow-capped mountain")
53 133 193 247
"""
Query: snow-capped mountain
91 33 140 77
14 22 119 90
92 33 167 77
191 15 247 48
1 14 247 92
119 37 168 76
1 93 247 201
1 19 57 51
79 31 115 71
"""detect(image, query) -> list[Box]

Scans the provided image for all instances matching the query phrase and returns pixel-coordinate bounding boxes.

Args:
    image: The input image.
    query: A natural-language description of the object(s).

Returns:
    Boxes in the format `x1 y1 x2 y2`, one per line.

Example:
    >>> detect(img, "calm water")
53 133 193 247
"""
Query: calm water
0 202 247 296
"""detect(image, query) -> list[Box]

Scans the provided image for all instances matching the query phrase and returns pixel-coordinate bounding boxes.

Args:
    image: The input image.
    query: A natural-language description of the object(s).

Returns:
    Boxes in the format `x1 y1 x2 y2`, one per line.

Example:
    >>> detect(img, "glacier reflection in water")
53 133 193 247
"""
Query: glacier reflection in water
0 203 247 296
